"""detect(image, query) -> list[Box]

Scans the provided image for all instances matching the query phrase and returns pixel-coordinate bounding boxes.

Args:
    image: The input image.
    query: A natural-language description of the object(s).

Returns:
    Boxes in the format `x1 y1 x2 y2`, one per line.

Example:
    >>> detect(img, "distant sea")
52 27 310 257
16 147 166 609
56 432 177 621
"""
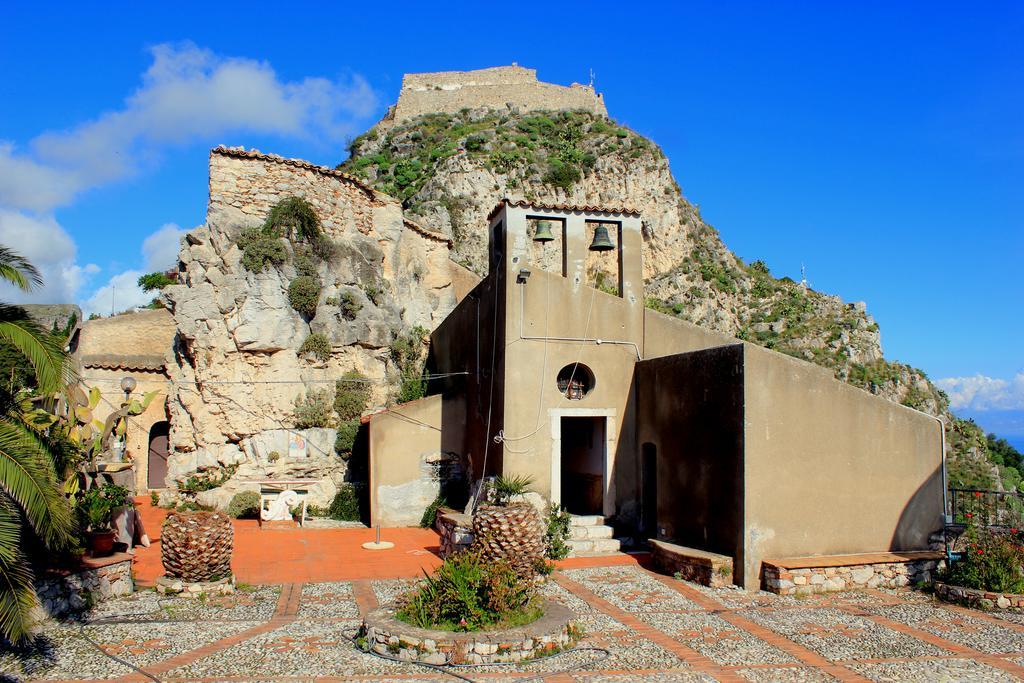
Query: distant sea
958 409 1024 453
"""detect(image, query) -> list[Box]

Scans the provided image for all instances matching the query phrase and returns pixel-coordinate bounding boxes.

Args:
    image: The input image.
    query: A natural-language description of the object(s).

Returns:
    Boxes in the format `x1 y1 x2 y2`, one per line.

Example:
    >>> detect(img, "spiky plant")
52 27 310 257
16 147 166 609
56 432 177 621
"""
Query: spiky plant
0 246 75 643
472 474 544 577
161 511 234 582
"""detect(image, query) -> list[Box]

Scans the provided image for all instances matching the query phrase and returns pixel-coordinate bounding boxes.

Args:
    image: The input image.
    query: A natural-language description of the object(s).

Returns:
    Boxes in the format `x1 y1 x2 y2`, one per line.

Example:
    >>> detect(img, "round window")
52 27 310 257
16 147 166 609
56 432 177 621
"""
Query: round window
556 363 595 400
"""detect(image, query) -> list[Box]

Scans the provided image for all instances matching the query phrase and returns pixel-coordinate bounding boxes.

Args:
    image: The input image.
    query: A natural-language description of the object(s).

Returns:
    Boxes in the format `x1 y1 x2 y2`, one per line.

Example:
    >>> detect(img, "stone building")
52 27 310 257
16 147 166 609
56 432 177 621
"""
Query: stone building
382 65 607 126
369 200 945 589
75 308 177 492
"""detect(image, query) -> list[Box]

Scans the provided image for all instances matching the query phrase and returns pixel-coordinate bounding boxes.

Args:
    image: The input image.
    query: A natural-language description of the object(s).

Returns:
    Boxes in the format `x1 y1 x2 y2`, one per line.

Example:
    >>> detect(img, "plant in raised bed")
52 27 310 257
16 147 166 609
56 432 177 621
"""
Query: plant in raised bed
396 549 541 631
472 474 545 577
161 510 234 582
945 519 1024 594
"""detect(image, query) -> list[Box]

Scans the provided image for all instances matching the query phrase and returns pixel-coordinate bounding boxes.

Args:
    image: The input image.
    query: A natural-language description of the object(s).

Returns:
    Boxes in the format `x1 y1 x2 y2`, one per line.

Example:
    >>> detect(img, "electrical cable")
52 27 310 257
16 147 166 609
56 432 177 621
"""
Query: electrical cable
493 272 551 452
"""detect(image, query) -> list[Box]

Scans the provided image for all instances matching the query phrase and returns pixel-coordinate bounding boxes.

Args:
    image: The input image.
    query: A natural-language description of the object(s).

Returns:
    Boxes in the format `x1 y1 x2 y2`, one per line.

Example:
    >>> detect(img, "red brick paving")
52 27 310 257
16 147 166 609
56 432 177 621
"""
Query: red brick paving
131 496 443 586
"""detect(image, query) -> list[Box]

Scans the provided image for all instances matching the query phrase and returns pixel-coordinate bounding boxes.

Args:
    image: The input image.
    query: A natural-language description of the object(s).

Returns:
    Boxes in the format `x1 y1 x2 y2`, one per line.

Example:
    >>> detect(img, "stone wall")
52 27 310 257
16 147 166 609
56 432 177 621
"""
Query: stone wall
389 65 606 124
161 148 458 510
762 555 945 596
935 582 1024 610
650 540 733 588
34 555 133 618
436 509 473 558
362 600 577 665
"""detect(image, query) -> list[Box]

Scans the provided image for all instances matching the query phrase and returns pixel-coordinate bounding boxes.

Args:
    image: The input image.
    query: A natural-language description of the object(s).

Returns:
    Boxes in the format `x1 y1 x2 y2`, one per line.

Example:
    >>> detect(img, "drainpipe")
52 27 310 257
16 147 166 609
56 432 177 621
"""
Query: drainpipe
516 279 642 360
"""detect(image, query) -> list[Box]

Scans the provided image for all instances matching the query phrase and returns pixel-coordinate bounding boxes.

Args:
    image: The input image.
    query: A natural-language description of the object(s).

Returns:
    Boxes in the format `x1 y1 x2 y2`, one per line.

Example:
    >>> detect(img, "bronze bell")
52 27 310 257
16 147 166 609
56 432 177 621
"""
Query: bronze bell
589 224 615 251
533 220 555 242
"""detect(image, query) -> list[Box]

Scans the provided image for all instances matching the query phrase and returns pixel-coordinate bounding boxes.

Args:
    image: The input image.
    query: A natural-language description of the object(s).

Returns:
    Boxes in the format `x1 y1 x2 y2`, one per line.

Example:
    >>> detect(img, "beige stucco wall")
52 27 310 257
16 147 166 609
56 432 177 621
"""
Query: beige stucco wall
80 368 169 492
497 205 644 515
369 394 461 527
741 343 944 589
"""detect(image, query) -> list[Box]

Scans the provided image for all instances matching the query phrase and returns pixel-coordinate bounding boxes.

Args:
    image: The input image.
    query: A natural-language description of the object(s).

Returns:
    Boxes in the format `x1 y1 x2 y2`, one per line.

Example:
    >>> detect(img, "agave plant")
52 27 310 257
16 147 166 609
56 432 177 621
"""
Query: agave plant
0 246 75 642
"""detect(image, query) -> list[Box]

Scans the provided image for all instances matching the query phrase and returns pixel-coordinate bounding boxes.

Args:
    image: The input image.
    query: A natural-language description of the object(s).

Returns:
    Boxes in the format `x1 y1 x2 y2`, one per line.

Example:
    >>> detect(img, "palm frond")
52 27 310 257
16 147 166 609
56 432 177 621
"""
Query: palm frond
0 246 43 292
0 497 37 643
0 306 72 394
0 419 73 549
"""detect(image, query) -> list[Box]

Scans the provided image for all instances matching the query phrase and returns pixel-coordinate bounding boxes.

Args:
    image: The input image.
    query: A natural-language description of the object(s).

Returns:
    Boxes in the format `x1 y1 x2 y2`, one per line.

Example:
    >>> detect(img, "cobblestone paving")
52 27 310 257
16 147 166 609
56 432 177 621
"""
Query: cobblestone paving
7 565 1024 681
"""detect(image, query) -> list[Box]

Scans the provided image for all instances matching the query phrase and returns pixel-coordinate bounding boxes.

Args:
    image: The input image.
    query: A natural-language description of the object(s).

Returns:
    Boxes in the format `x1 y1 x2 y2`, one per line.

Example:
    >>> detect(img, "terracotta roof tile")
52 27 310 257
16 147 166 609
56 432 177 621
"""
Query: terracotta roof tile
487 198 641 221
402 217 452 246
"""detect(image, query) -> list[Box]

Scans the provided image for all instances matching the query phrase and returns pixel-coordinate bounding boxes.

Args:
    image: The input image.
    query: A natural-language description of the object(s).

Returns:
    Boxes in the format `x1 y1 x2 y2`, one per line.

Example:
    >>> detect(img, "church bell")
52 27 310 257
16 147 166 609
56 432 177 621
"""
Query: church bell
589 224 615 251
533 220 555 242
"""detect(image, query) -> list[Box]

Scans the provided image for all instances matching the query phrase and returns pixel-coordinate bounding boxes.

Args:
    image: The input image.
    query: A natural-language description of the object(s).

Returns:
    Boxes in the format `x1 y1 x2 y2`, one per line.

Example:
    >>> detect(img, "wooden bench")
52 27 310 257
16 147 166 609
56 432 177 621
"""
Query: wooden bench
649 539 734 587
762 550 946 595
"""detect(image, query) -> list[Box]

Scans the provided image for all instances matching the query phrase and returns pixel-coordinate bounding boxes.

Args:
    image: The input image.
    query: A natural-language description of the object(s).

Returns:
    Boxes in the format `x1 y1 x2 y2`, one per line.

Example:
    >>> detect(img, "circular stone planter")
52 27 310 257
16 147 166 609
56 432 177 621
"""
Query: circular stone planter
155 574 235 599
361 599 578 665
935 582 1024 610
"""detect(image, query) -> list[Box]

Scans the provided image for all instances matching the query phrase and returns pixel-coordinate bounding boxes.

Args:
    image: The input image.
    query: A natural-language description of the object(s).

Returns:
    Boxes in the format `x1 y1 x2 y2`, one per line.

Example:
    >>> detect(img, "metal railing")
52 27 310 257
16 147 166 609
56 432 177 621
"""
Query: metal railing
948 488 1024 529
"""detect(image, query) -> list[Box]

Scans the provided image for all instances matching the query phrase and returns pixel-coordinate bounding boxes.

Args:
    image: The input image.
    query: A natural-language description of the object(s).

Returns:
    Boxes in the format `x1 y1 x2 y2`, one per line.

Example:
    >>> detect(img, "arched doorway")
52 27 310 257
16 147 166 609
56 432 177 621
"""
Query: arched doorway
147 421 170 490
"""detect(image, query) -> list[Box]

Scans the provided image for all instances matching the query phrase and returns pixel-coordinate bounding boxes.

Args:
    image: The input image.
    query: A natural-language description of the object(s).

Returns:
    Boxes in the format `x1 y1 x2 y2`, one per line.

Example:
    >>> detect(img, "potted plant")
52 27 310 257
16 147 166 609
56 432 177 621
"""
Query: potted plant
79 486 116 556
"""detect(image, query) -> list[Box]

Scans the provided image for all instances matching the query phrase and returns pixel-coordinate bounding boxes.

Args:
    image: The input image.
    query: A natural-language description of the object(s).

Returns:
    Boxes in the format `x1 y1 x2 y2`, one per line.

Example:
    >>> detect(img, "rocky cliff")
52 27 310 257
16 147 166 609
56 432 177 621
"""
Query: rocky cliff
160 147 455 507
340 106 995 488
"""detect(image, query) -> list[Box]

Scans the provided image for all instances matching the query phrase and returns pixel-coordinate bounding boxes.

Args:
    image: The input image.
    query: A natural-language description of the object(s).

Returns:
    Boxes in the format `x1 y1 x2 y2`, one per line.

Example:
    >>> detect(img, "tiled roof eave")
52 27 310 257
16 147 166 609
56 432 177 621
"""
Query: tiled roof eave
487 198 641 221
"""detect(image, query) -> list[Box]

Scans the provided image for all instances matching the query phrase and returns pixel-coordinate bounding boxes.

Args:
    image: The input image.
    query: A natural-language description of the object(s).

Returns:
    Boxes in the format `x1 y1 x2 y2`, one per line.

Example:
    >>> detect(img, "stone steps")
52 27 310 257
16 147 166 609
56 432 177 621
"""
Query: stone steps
566 515 620 556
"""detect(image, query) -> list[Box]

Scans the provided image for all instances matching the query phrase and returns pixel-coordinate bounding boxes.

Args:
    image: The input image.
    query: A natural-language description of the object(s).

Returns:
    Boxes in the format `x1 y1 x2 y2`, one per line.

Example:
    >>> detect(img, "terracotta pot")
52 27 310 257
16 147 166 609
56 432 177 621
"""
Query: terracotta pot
87 529 116 557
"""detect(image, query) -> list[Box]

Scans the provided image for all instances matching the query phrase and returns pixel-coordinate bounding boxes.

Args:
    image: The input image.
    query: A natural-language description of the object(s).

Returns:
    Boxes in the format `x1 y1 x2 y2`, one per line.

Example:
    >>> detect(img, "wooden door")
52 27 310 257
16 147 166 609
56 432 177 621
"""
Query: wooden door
147 421 170 490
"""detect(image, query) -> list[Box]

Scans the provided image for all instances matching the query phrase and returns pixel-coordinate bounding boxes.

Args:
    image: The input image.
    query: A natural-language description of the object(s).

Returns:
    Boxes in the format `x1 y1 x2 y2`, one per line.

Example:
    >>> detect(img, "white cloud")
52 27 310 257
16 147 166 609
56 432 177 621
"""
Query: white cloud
81 270 151 318
936 373 1024 411
142 223 185 271
0 209 99 304
0 42 378 212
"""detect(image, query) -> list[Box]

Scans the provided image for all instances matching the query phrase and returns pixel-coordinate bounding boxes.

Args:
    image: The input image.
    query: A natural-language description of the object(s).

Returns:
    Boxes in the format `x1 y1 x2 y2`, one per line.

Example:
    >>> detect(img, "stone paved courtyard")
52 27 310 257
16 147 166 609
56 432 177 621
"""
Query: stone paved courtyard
5 564 1024 682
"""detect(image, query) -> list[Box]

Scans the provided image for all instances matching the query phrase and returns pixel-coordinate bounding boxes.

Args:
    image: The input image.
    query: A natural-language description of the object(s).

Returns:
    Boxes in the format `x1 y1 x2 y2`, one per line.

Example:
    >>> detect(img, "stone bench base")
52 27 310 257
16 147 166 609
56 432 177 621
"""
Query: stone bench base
936 582 1024 610
650 539 733 587
34 553 133 618
762 551 946 596
436 508 473 558
361 599 577 665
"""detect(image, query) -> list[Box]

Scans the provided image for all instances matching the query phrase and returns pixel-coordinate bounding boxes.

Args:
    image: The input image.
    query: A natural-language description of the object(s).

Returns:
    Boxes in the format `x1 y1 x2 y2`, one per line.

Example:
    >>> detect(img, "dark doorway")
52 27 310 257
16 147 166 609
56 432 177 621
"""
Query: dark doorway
147 421 170 490
560 416 605 515
641 442 658 538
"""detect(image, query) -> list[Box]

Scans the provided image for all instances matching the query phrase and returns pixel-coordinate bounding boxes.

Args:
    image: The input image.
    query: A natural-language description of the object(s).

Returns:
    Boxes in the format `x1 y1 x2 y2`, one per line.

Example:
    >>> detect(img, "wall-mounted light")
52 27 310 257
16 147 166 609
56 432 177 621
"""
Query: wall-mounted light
516 268 532 284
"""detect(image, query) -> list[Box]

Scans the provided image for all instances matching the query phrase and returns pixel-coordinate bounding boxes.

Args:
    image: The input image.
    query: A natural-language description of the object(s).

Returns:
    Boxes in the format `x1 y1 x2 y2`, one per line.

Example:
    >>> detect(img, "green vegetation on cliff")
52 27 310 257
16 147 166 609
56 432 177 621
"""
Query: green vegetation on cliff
344 107 1007 493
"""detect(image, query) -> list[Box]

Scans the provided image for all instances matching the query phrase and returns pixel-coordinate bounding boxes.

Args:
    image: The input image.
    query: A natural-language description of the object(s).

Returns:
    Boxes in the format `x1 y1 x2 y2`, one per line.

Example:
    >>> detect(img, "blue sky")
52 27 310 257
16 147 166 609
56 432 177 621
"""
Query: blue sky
1 1 1021 444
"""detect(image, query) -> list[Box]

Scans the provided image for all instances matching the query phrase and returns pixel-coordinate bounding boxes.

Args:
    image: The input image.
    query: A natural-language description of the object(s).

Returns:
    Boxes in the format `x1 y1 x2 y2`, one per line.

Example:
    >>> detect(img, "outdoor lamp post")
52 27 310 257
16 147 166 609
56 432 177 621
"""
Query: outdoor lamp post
117 376 136 462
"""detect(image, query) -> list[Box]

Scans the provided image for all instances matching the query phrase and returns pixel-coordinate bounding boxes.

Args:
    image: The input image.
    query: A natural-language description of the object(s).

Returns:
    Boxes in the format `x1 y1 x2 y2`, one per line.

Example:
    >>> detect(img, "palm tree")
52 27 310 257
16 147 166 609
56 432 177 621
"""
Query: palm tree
0 246 74 643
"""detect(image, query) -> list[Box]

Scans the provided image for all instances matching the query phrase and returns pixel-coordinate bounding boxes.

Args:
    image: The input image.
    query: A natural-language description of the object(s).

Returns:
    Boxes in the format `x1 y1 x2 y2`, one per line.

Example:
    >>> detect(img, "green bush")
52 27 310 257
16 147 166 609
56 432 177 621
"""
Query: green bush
397 550 540 631
946 522 1024 593
237 228 287 272
227 491 261 519
324 484 361 521
335 419 359 458
265 196 332 259
288 275 322 317
420 493 448 528
177 465 238 495
293 389 334 428
339 291 362 320
137 271 175 292
293 254 319 278
335 370 370 420
545 504 572 560
299 333 331 362
391 326 429 404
